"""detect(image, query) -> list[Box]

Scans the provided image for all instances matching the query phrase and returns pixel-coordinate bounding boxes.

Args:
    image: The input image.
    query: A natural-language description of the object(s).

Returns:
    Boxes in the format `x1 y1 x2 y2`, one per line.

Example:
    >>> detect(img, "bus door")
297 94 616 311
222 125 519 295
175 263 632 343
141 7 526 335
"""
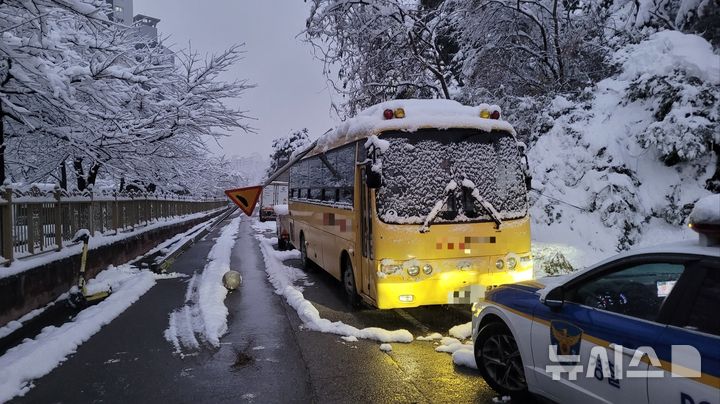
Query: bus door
359 165 376 300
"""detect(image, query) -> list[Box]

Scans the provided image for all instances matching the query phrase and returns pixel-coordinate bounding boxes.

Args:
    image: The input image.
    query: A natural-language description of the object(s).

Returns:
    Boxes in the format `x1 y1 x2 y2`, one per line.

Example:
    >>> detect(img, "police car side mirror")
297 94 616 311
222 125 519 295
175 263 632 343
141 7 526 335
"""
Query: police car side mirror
543 287 564 310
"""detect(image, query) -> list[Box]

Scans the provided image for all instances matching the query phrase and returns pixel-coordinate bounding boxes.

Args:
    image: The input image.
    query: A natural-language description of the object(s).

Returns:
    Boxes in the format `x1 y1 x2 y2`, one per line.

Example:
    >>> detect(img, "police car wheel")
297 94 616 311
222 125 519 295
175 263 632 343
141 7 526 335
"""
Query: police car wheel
475 322 529 398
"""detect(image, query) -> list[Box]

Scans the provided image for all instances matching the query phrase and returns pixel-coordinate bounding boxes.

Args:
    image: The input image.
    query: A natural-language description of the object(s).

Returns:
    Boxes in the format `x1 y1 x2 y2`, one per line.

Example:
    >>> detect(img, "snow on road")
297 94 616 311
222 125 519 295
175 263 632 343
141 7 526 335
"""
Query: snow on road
252 220 277 233
0 265 157 402
253 228 413 343
0 215 225 402
435 336 477 370
165 216 242 353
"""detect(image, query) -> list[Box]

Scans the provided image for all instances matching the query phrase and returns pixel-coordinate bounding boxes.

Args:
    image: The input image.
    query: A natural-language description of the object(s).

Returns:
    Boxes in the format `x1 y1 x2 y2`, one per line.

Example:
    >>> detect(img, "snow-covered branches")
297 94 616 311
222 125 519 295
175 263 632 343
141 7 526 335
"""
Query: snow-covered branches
305 0 461 117
266 128 310 178
1 0 253 194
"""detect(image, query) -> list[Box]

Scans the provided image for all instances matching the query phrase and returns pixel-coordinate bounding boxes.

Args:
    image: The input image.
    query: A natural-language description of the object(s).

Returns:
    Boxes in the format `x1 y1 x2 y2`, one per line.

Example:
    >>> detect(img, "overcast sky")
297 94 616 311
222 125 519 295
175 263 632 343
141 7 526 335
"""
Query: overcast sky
134 0 338 159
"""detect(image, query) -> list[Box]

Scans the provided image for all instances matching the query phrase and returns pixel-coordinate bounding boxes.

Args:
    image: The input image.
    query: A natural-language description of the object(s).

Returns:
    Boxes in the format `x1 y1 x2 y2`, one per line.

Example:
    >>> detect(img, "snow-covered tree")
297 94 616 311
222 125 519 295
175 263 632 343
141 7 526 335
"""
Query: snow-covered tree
266 128 310 177
306 0 461 116
1 0 253 193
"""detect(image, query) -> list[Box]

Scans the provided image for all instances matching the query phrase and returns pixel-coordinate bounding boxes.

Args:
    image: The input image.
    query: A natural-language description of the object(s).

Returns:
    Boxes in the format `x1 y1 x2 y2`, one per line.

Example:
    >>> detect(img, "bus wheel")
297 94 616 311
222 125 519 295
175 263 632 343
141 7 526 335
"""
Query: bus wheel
299 233 311 270
342 257 361 308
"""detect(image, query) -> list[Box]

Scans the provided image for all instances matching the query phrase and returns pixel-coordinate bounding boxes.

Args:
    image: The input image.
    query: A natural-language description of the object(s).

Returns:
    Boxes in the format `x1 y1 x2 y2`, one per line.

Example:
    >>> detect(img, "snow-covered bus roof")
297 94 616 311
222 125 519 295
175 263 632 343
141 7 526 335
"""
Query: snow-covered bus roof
266 99 516 185
307 99 517 157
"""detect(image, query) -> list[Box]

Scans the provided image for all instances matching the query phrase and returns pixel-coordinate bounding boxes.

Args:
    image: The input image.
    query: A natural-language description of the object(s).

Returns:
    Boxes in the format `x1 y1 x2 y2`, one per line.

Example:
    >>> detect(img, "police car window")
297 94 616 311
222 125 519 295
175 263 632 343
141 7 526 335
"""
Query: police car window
567 263 685 322
683 268 720 336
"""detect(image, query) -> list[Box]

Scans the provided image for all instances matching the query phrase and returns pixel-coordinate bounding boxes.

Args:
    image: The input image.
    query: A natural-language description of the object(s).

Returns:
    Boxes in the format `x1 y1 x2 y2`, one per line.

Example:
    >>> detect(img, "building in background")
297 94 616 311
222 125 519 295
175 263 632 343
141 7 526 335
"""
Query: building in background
133 14 160 41
103 0 171 64
105 0 133 25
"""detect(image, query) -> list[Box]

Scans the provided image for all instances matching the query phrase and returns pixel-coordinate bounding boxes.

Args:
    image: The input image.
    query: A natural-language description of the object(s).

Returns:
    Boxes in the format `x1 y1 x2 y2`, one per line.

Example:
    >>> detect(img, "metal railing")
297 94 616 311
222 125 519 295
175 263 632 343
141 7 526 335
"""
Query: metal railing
0 185 228 265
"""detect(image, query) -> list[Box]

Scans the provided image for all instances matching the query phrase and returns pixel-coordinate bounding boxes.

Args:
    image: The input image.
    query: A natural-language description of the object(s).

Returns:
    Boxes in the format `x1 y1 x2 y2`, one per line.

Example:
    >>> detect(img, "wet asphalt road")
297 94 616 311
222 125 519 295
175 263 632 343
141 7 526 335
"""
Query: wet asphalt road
14 214 504 404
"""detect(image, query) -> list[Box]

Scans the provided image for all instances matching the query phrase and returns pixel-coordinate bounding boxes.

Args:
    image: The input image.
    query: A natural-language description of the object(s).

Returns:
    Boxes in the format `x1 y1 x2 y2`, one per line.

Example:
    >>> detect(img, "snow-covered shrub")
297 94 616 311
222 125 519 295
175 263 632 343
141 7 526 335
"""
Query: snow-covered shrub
529 31 717 253
626 72 718 166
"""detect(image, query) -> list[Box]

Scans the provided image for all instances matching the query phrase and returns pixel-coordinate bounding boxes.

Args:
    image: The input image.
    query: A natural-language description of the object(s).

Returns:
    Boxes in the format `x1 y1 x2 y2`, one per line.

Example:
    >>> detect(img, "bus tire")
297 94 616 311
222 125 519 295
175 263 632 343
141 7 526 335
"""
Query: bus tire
342 255 361 308
299 233 312 270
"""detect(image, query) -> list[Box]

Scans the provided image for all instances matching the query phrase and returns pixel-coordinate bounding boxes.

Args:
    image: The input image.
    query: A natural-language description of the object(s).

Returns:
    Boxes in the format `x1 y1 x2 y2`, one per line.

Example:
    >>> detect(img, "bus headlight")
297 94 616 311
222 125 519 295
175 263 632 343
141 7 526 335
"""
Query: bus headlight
422 264 433 275
507 257 517 270
407 265 420 276
495 259 504 270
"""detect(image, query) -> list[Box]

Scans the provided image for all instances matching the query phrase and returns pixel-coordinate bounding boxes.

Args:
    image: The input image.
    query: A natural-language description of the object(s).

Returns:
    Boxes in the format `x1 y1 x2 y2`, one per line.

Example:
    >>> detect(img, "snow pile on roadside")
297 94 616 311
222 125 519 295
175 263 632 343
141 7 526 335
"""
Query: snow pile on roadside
0 265 155 402
255 233 413 343
0 294 67 339
529 31 716 264
251 220 277 233
448 322 472 340
416 332 443 341
165 216 241 352
379 343 393 352
435 336 477 370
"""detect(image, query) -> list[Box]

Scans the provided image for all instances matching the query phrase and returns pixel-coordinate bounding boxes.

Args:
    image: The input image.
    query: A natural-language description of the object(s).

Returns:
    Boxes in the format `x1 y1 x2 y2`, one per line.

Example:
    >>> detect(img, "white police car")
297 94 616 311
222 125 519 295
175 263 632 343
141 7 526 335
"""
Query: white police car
471 194 720 403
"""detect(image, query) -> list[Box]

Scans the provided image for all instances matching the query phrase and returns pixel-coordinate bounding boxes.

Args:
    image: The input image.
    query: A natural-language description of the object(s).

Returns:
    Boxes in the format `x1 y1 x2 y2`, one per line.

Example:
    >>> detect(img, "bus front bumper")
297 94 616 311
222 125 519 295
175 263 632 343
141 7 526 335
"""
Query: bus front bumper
375 266 533 309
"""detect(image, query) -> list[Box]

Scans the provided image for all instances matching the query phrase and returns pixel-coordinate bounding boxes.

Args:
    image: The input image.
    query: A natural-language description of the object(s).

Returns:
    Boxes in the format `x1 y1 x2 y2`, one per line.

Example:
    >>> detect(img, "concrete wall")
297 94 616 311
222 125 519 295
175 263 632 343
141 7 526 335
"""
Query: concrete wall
0 209 227 327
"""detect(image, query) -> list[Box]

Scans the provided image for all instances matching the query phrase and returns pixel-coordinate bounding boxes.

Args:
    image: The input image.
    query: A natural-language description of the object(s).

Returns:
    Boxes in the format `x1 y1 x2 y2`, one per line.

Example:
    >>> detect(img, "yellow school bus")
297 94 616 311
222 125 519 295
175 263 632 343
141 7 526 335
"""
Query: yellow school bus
283 99 533 309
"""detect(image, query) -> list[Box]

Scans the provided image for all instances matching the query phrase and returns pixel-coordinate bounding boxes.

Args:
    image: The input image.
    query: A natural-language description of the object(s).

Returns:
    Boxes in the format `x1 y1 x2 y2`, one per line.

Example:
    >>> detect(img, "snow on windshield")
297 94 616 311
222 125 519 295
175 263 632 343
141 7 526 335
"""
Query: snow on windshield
376 129 527 224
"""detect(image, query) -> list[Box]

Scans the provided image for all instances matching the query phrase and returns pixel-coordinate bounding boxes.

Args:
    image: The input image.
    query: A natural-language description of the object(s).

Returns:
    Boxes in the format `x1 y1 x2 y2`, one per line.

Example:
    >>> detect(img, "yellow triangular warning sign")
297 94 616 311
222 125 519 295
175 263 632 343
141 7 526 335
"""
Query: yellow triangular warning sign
225 186 263 216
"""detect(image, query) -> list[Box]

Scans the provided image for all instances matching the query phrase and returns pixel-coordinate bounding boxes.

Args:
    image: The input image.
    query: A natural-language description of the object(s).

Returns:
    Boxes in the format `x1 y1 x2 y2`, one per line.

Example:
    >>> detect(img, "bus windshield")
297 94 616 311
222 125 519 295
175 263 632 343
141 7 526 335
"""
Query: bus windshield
375 128 528 225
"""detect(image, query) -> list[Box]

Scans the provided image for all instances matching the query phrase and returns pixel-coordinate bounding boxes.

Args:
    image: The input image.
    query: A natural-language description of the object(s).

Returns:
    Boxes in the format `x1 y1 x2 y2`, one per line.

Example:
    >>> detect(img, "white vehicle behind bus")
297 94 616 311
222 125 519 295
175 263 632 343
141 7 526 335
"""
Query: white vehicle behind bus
259 181 288 222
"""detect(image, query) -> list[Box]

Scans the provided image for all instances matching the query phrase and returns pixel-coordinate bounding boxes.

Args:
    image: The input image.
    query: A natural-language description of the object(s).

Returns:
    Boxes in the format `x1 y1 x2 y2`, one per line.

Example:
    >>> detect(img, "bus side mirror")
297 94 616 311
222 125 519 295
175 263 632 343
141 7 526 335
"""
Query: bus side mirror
365 163 381 189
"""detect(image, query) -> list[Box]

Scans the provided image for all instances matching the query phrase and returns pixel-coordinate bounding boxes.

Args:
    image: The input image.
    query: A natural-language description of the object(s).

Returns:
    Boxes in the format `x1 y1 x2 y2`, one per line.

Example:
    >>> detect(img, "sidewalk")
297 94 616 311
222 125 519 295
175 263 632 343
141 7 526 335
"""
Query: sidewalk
13 215 313 403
